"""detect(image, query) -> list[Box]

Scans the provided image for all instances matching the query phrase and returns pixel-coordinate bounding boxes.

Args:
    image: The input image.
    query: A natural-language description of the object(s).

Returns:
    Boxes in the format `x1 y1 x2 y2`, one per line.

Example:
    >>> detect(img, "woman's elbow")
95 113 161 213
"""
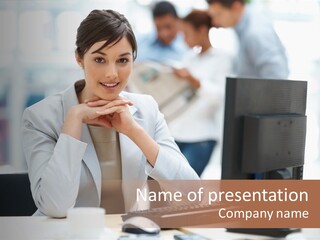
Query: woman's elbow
35 194 74 218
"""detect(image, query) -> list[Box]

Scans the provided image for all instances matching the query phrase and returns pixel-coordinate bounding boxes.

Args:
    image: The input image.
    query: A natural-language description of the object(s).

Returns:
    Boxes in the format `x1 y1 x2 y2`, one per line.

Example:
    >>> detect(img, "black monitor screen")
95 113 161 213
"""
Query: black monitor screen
222 77 307 180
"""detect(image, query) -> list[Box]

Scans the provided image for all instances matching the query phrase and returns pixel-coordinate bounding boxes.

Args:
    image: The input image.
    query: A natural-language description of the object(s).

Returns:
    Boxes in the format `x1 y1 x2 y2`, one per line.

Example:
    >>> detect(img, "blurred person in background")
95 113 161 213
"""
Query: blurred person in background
136 1 189 63
169 10 232 176
207 0 289 79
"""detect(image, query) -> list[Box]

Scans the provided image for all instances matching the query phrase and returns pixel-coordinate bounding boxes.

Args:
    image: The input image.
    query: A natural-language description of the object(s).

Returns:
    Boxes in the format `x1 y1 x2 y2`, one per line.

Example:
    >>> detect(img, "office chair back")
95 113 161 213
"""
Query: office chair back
0 173 37 216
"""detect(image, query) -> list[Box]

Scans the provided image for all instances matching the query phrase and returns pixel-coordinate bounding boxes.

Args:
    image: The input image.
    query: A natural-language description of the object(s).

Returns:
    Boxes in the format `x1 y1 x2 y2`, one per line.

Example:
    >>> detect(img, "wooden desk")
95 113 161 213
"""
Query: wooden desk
0 215 318 240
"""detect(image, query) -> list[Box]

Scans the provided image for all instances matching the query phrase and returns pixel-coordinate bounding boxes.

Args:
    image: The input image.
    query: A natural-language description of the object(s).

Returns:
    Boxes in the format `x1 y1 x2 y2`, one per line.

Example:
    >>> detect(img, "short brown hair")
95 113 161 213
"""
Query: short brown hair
76 9 137 60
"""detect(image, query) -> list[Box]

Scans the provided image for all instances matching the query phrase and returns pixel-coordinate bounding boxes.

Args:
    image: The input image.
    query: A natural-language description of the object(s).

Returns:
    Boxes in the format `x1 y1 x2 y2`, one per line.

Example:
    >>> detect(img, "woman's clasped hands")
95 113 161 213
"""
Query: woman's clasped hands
75 96 137 135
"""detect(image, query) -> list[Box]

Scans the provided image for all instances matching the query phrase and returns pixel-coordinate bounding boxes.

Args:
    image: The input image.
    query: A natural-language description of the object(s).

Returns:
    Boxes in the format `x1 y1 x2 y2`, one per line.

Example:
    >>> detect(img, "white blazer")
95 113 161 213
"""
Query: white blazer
21 80 198 217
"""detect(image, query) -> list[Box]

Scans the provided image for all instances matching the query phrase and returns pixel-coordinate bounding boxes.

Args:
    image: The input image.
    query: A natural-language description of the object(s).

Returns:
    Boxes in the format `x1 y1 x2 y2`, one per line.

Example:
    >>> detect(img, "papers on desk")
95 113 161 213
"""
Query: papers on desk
128 62 196 122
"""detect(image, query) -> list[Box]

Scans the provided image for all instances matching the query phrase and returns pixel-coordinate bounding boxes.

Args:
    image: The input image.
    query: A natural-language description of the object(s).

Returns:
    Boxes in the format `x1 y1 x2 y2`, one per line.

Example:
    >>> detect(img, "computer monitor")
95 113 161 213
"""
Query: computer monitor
221 77 307 237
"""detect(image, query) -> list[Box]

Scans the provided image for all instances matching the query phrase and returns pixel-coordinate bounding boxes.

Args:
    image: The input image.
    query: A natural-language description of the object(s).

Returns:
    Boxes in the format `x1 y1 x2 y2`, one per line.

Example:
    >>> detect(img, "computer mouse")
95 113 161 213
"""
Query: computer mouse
122 216 160 235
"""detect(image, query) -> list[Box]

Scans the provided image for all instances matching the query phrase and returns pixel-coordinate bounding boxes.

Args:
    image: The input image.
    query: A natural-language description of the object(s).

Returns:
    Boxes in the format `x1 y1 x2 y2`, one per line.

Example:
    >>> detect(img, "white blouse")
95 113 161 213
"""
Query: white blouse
169 47 232 142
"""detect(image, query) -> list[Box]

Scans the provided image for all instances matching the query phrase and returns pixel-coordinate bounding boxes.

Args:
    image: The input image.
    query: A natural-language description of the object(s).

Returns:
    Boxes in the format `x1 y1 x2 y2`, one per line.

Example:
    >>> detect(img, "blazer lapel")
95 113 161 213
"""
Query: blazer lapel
120 104 146 181
120 104 149 211
80 124 102 203
61 81 102 204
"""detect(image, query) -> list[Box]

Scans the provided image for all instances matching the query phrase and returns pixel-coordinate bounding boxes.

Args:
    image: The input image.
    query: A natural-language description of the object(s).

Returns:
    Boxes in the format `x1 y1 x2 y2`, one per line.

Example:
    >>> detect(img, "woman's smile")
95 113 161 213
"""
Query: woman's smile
100 82 120 89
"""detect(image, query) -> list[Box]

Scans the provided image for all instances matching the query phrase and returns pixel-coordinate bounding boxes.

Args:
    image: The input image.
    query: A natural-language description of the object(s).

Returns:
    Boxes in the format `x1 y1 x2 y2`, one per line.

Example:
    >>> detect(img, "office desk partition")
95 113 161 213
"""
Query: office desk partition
0 215 318 240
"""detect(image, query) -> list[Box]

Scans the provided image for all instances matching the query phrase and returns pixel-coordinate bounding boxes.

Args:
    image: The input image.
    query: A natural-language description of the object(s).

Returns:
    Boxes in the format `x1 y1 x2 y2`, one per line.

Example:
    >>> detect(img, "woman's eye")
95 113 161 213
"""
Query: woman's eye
118 58 129 64
95 58 105 63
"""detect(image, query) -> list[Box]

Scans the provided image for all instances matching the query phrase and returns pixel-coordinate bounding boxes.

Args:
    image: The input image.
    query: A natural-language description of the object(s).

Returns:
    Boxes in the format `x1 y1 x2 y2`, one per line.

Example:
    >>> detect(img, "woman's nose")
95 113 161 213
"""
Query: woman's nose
105 64 118 80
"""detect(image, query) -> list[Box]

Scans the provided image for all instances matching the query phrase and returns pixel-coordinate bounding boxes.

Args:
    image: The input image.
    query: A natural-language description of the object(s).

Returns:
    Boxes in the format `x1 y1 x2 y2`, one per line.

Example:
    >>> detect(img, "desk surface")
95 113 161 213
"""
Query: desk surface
0 215 318 240
0 215 182 240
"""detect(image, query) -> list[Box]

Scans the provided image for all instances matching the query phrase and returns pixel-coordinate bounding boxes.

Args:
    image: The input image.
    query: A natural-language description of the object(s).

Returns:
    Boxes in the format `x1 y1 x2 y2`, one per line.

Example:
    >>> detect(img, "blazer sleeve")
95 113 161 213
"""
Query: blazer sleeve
144 96 199 180
21 107 87 218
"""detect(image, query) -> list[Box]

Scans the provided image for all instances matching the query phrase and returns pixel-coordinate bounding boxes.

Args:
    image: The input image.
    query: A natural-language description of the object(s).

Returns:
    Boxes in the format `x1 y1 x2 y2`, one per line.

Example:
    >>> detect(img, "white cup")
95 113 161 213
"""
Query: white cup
67 207 106 239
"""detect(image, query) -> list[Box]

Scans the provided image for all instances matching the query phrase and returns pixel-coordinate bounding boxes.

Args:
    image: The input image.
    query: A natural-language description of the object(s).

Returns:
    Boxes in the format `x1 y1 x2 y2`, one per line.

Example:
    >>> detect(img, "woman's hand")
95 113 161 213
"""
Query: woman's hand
86 97 160 166
173 68 201 89
85 97 137 135
61 97 133 139
64 96 160 167
173 68 192 79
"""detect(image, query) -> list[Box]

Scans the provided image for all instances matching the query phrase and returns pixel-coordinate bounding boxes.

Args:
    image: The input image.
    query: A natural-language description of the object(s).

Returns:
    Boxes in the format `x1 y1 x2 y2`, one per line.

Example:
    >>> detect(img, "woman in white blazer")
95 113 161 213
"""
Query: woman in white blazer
21 9 198 218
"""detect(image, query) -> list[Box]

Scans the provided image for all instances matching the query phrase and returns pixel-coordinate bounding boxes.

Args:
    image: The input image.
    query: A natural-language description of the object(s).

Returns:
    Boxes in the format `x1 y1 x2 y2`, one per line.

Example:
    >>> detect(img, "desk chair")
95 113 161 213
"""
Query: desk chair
0 173 37 216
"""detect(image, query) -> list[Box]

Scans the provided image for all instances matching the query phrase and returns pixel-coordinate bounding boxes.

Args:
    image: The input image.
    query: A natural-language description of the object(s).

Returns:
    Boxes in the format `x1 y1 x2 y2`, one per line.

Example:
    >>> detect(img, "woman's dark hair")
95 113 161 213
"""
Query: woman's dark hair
182 10 213 30
76 9 137 60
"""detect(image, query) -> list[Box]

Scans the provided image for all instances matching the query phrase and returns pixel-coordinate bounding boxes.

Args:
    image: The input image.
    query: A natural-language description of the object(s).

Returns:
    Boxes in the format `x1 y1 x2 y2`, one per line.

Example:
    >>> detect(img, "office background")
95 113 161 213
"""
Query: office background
0 0 319 179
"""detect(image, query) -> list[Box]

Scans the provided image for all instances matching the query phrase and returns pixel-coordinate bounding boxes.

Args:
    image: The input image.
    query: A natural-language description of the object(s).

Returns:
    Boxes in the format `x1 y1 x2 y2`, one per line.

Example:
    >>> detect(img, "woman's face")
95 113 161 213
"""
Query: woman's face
77 37 133 101
182 22 199 48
